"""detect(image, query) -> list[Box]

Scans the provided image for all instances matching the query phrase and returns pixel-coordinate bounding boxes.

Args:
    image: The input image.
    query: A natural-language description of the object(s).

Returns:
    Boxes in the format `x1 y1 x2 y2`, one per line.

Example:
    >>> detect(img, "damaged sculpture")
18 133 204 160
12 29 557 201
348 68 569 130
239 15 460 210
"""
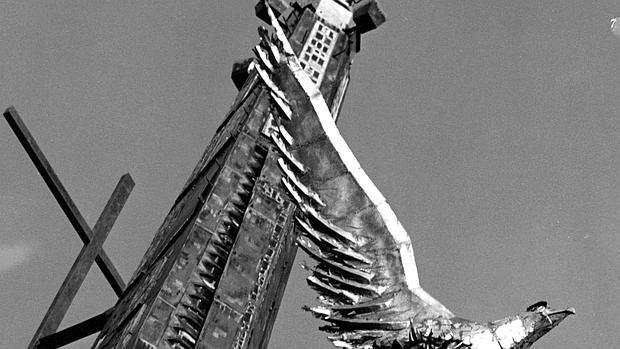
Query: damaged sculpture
257 2 575 349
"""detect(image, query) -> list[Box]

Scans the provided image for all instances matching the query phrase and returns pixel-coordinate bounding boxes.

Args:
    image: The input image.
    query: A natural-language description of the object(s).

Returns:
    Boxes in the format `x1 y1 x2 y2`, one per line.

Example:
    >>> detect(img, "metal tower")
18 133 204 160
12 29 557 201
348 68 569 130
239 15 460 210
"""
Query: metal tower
91 1 385 348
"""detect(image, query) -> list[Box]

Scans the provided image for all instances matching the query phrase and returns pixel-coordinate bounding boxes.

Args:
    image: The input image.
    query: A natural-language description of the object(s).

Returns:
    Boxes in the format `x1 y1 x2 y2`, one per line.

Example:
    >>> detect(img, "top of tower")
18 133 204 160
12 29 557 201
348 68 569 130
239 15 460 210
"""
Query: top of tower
255 0 385 34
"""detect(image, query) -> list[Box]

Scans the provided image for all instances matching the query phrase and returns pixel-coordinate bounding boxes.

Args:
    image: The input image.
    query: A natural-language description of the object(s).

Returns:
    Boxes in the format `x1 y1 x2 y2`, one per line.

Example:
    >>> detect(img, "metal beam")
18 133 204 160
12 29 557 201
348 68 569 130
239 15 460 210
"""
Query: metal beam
3 106 126 296
27 174 134 349
35 307 114 349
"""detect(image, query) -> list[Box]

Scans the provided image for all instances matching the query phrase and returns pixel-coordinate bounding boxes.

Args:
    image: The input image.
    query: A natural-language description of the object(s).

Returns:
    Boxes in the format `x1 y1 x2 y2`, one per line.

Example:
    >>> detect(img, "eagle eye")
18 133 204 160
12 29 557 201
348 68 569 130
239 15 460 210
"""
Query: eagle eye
526 301 548 312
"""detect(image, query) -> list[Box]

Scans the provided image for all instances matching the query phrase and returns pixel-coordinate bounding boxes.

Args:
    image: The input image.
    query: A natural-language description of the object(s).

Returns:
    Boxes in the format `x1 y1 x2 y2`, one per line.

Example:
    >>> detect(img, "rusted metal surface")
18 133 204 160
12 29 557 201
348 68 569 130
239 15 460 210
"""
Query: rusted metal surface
28 174 134 349
3 107 126 296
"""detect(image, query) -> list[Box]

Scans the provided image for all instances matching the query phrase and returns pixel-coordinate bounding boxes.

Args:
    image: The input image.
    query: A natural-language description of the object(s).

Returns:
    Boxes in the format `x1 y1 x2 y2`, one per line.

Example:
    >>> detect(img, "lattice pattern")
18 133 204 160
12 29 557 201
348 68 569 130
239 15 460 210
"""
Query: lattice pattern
299 20 337 84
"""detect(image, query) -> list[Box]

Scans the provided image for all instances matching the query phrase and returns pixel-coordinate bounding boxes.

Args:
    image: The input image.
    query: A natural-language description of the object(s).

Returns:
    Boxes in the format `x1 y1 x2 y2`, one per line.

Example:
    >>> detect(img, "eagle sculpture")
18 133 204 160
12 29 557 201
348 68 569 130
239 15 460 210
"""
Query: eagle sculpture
253 2 574 348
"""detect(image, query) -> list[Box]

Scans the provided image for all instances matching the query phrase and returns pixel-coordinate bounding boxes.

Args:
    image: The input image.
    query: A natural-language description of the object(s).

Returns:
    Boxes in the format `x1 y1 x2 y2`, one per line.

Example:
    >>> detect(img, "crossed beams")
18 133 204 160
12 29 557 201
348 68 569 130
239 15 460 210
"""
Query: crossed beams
3 107 132 349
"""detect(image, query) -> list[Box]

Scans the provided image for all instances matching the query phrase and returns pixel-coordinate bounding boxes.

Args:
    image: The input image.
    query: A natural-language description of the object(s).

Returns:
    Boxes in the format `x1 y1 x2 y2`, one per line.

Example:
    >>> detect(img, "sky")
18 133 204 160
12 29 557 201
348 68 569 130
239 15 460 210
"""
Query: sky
1 1 619 348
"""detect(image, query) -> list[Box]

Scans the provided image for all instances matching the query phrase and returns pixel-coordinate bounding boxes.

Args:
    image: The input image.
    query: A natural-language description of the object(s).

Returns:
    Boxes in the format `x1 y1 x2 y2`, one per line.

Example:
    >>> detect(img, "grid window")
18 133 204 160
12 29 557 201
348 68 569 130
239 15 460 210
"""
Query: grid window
298 20 338 84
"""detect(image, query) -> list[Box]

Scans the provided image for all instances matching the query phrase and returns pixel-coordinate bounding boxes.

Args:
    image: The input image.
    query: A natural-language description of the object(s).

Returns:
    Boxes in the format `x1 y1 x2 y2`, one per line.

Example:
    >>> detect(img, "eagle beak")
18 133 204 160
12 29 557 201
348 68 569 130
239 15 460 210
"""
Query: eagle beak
546 307 575 324
548 307 576 316
518 306 575 346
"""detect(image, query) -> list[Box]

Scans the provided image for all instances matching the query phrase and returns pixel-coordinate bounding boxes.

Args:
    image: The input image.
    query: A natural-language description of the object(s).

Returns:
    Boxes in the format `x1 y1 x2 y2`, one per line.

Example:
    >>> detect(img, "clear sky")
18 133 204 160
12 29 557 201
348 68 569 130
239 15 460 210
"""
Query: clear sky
1 1 619 348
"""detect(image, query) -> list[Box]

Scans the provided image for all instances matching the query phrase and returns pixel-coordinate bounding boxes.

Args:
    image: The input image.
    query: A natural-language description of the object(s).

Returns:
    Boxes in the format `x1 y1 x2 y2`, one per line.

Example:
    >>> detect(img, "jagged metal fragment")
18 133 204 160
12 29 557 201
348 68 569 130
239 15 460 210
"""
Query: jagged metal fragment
253 45 274 72
269 90 293 120
296 217 372 268
277 158 325 206
252 61 287 102
281 176 306 209
270 133 305 172
302 205 359 245
297 237 375 282
257 26 281 63
307 275 361 304
325 316 410 331
296 216 342 250
277 124 294 145
311 267 386 296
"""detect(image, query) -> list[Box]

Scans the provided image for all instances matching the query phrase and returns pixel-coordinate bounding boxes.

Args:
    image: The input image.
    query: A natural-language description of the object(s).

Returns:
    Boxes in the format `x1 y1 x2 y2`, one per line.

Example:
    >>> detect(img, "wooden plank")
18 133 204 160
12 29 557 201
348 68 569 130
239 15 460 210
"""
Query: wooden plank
28 174 134 348
36 308 114 349
3 106 126 296
27 174 134 349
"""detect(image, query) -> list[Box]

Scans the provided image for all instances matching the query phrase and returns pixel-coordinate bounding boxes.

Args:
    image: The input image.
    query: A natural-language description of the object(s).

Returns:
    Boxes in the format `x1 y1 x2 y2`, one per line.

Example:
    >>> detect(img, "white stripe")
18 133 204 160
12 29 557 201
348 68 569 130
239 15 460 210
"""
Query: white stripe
278 124 294 145
264 0 421 290
287 57 420 289
253 45 274 71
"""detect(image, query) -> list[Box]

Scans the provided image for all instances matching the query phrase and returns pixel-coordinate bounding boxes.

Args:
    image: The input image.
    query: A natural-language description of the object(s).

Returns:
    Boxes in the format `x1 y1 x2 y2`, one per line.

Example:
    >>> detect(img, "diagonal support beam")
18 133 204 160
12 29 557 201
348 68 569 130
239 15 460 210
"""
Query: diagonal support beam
28 174 134 349
35 307 114 349
3 106 126 296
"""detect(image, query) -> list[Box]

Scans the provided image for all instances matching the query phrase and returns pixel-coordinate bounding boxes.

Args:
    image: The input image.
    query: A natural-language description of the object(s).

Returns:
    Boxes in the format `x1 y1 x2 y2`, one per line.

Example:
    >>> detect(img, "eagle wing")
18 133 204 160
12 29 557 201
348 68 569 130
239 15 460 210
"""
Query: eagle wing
255 4 454 348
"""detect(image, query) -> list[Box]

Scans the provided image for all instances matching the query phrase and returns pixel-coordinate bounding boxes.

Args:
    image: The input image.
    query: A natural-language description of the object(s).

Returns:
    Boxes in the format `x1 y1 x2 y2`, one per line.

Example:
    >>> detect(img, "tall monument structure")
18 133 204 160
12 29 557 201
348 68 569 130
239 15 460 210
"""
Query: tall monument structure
92 1 385 348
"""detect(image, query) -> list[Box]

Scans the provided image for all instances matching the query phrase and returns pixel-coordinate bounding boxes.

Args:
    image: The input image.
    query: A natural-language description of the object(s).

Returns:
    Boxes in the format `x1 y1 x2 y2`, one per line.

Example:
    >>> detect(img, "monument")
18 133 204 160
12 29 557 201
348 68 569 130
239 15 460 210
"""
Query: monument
7 1 573 348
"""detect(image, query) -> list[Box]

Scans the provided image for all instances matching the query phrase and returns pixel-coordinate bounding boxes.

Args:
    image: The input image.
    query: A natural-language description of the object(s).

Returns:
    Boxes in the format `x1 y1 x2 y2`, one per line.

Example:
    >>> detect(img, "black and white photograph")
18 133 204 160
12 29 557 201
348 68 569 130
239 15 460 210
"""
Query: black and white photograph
1 1 618 348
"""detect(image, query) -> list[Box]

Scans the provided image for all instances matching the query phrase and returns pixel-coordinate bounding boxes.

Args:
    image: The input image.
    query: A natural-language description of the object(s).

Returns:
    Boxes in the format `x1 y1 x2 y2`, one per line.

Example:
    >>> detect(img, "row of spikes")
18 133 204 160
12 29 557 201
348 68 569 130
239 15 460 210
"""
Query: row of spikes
163 144 268 349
